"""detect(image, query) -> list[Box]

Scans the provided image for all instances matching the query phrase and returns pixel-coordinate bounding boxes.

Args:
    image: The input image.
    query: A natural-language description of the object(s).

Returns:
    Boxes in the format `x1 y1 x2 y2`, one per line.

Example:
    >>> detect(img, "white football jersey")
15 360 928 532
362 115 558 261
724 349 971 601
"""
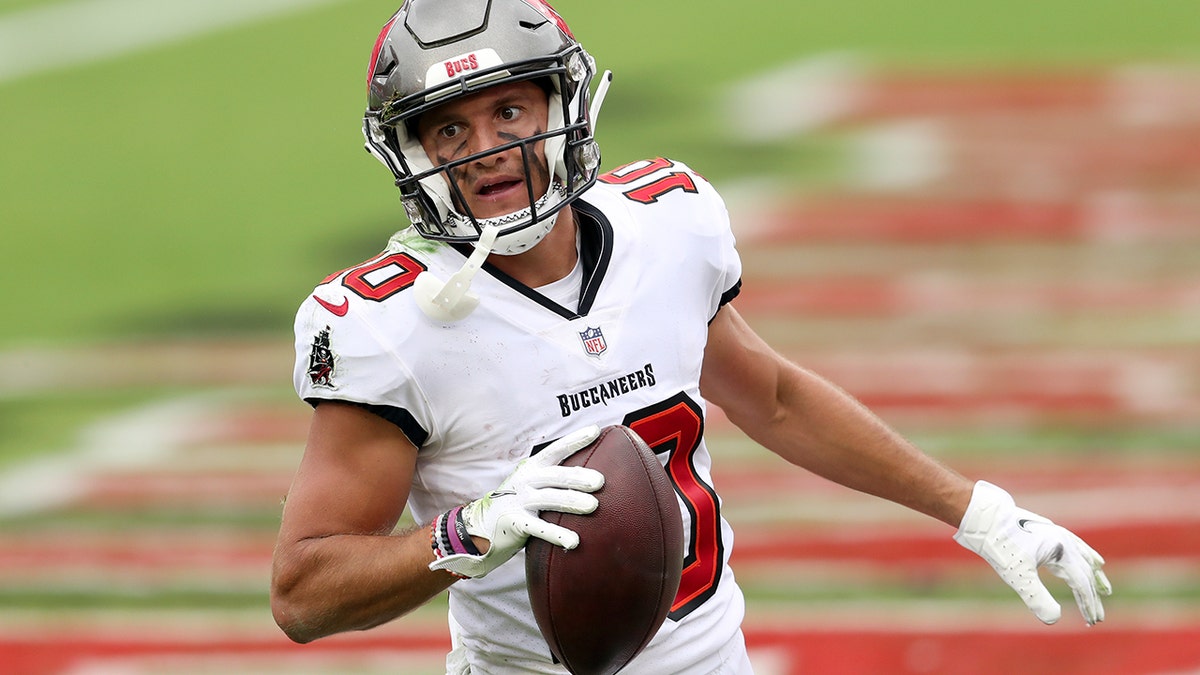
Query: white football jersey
293 158 748 674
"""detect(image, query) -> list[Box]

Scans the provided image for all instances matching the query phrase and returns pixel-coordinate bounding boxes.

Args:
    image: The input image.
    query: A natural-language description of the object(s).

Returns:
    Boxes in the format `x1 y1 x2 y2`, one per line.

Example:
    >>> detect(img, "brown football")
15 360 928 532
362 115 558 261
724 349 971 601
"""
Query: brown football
525 425 683 675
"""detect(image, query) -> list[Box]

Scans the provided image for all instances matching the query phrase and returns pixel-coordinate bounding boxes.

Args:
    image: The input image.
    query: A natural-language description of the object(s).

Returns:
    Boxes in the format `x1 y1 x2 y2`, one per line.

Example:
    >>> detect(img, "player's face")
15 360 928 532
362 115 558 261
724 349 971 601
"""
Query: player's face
416 80 552 221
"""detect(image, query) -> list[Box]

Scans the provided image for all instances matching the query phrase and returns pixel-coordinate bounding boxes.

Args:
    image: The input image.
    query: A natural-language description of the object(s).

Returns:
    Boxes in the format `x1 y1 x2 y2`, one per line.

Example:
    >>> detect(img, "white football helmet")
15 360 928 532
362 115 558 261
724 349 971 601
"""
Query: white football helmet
363 0 608 256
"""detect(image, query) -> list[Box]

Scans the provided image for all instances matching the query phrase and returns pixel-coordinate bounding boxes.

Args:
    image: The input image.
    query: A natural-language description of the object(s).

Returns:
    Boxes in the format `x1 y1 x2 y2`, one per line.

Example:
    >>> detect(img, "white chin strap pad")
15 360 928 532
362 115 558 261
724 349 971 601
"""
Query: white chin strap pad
414 225 499 322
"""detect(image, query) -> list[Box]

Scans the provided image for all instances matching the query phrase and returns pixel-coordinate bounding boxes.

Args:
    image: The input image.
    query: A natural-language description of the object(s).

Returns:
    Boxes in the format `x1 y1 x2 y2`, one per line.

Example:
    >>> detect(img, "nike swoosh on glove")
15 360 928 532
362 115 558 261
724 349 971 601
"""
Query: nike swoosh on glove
429 425 605 579
955 480 1112 625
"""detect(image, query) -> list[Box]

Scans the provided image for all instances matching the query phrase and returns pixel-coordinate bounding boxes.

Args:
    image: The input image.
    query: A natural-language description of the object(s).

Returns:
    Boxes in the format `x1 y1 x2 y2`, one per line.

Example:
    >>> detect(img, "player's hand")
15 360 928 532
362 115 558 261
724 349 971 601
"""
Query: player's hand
954 480 1112 625
428 425 605 579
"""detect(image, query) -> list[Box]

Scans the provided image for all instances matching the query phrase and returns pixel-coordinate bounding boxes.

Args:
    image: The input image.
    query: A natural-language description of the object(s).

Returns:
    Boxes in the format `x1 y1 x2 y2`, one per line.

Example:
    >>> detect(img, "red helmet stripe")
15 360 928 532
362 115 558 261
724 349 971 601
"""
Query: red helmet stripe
522 0 573 38
367 14 400 90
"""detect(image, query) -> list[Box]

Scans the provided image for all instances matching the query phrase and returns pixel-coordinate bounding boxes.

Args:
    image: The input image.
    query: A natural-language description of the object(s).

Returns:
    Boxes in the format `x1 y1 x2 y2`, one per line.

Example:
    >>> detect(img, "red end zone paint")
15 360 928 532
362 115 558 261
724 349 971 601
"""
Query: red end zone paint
0 633 452 675
743 196 1200 245
744 627 1200 675
855 70 1112 118
4 626 1199 675
731 520 1200 565
736 277 1200 316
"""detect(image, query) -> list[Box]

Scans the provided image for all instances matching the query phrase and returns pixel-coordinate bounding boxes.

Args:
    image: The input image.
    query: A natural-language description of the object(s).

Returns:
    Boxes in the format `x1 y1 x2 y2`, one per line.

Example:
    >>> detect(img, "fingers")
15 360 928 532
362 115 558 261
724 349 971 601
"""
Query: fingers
524 465 605 492
522 487 600 515
1007 566 1063 624
1049 559 1103 625
533 425 602 466
1069 577 1105 626
1076 538 1112 597
957 481 1112 627
1095 568 1113 597
509 512 582 550
1024 585 1063 625
1046 536 1111 625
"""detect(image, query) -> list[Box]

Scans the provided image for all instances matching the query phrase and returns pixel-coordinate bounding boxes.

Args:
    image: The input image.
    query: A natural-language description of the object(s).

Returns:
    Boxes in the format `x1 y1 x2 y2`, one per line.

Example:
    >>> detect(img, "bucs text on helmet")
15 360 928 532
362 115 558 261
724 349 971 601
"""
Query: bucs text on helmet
362 0 610 256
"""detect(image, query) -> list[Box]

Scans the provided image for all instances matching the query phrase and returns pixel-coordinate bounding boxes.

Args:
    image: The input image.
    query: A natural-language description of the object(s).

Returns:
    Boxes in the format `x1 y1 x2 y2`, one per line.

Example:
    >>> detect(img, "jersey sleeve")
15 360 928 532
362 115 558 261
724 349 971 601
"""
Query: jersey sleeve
292 286 432 447
659 159 743 319
596 157 743 320
704 178 743 317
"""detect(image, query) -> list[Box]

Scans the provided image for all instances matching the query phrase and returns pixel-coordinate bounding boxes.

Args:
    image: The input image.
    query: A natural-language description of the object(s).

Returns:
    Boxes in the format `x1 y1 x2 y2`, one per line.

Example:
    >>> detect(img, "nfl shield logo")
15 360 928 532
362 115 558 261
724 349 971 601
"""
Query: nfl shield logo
579 326 607 357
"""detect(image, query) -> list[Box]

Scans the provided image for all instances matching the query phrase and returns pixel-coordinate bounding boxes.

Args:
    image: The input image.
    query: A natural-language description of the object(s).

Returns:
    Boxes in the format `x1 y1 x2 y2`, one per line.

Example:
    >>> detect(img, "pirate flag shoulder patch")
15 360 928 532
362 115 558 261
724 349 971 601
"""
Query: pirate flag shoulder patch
307 326 337 389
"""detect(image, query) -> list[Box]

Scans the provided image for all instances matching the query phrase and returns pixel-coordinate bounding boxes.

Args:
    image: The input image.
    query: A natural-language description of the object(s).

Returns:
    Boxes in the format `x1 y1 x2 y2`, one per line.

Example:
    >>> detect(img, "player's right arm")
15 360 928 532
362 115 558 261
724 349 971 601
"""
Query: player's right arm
270 401 605 643
270 401 454 644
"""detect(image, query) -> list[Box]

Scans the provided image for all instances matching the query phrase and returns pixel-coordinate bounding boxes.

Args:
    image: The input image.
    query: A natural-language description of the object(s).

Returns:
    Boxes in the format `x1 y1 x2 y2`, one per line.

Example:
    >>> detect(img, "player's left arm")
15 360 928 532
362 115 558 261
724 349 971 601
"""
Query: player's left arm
701 304 972 524
700 304 1111 625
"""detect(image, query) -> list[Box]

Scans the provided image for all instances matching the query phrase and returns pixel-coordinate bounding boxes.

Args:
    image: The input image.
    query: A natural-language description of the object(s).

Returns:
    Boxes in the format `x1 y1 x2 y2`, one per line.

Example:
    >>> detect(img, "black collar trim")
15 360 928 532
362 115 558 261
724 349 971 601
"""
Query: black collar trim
452 199 613 320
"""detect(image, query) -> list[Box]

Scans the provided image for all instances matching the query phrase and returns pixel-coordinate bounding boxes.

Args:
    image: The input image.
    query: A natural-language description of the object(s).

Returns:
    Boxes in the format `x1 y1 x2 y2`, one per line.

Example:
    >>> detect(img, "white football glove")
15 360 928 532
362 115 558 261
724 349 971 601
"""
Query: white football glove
428 425 605 579
955 480 1112 625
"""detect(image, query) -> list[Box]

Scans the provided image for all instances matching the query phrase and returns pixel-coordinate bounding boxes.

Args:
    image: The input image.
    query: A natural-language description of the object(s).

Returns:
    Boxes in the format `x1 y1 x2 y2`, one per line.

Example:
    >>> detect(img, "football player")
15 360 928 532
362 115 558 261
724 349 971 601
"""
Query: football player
270 0 1112 672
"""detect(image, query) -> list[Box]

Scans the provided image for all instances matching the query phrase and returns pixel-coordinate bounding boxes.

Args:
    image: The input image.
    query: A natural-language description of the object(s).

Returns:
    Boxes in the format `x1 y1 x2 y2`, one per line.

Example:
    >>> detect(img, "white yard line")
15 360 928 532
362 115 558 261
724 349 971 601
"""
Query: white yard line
0 395 214 515
0 0 347 85
721 51 870 141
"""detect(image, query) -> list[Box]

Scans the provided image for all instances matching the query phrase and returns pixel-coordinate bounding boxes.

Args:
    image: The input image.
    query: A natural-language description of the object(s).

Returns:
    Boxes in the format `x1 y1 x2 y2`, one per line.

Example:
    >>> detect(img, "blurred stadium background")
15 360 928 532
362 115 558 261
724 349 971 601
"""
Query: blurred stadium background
2 0 1199 673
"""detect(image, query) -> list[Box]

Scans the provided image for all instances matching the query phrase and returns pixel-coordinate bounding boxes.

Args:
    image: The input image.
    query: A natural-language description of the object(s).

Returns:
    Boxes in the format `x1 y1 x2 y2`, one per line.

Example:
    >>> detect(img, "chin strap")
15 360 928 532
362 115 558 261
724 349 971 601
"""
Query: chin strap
414 225 499 322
